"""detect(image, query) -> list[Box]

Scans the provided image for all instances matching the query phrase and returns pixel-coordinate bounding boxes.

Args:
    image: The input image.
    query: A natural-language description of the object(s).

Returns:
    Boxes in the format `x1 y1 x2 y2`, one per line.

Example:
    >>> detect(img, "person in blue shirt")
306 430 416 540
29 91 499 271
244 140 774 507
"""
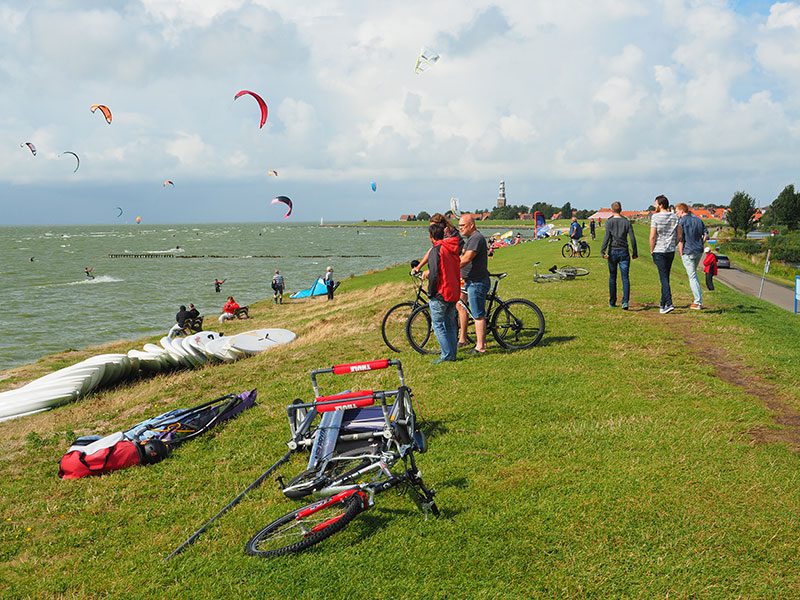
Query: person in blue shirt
569 217 583 253
676 203 709 310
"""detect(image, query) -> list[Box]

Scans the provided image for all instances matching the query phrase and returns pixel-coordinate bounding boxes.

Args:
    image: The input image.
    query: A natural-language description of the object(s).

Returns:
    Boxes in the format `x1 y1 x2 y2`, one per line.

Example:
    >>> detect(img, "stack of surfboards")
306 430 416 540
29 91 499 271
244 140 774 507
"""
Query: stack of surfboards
0 329 296 423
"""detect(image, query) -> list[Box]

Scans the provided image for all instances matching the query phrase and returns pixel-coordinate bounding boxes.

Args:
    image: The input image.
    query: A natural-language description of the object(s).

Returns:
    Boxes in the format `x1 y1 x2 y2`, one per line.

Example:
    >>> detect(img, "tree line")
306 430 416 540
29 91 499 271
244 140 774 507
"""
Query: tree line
727 184 800 237
416 201 596 223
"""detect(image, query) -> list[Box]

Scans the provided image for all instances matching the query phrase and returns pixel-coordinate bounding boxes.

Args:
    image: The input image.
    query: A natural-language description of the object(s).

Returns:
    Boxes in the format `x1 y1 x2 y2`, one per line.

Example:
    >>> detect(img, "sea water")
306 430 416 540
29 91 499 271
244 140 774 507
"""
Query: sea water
0 223 428 371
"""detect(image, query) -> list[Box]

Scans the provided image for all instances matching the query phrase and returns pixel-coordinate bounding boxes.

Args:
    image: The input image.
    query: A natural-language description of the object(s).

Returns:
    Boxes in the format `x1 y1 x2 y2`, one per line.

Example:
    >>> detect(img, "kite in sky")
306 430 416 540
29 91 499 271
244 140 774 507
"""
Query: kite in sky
414 47 440 74
450 197 461 216
268 169 278 177
116 207 123 218
60 151 80 173
163 180 174 187
371 181 377 192
90 104 113 124
21 142 36 156
271 195 292 219
234 90 268 128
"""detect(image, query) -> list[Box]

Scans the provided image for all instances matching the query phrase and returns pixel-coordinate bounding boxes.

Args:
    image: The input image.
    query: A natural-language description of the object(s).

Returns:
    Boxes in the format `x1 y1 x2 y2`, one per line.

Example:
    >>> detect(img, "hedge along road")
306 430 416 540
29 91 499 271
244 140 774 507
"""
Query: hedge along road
716 265 796 312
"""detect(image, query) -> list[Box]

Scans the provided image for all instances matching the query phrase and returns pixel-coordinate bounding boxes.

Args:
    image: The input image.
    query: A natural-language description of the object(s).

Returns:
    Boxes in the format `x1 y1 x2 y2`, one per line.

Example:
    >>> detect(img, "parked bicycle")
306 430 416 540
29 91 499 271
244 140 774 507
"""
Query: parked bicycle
533 262 589 283
562 240 591 258
405 273 545 354
245 359 438 558
381 262 429 353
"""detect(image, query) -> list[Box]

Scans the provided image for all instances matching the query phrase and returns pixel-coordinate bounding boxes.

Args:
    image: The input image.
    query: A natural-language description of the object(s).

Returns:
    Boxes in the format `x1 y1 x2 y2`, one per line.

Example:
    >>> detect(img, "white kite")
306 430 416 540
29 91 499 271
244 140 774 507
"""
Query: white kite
415 47 440 74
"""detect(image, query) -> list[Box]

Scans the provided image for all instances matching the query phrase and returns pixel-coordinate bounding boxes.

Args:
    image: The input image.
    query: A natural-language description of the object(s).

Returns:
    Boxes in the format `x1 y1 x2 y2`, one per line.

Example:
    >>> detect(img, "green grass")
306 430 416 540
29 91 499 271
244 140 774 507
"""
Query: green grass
2 227 800 598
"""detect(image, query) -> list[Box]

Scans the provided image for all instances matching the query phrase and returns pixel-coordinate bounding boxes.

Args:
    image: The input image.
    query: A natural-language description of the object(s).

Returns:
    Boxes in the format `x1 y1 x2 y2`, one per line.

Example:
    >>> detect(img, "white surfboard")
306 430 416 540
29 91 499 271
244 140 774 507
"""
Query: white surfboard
229 329 297 354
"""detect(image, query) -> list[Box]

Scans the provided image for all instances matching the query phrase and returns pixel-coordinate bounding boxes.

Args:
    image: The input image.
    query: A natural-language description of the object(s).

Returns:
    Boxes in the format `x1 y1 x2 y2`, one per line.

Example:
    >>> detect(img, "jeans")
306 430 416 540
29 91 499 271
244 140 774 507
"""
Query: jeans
465 279 490 319
706 272 714 291
681 253 703 305
652 252 675 308
607 249 630 305
429 298 458 361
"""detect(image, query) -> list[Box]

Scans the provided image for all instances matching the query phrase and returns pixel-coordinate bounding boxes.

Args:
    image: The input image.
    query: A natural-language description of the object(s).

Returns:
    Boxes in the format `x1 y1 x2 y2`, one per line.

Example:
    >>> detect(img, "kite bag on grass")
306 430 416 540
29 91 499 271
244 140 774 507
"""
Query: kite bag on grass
58 389 257 479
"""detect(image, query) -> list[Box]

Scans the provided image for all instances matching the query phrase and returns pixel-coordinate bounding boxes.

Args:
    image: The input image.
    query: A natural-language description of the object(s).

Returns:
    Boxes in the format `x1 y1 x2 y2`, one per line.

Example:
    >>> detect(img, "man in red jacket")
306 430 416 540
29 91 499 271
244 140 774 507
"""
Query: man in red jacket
424 223 461 363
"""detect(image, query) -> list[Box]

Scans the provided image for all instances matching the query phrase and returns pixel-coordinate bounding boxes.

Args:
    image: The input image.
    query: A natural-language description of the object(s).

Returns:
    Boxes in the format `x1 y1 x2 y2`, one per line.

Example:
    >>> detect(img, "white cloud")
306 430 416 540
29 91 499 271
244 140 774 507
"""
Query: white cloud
1 0 799 217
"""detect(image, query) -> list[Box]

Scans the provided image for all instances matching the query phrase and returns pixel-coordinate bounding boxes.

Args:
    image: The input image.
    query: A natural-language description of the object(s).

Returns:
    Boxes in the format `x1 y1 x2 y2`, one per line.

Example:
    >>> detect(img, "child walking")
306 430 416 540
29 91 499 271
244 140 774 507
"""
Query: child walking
703 247 717 291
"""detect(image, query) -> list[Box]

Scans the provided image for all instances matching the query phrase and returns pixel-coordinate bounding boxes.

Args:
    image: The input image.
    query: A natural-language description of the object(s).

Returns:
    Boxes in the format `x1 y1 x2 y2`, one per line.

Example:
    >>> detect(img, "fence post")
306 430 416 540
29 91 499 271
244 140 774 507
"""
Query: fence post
758 249 771 299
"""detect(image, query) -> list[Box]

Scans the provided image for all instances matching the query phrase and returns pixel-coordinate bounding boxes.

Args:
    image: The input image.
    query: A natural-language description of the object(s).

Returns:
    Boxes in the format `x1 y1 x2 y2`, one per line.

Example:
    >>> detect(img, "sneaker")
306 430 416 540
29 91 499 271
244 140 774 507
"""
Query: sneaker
609 303 617 308
690 303 702 310
660 305 674 314
622 302 629 310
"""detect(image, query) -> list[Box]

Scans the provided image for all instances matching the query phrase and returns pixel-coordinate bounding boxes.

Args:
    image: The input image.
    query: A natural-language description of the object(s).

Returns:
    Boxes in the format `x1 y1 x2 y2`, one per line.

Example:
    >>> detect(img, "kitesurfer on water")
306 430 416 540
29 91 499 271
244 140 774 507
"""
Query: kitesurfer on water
271 270 285 304
214 278 226 293
84 267 95 280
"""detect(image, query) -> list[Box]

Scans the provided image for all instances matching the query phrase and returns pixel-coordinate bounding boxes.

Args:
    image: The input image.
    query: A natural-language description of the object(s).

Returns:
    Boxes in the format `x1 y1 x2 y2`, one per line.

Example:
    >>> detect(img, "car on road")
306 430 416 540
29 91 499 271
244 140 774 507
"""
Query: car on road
716 254 731 268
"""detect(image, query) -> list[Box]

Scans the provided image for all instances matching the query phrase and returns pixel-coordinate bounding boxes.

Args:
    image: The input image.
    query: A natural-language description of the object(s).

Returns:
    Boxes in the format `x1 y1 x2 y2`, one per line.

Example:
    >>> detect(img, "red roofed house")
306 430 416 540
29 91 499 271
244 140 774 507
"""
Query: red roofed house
399 214 417 221
588 208 615 221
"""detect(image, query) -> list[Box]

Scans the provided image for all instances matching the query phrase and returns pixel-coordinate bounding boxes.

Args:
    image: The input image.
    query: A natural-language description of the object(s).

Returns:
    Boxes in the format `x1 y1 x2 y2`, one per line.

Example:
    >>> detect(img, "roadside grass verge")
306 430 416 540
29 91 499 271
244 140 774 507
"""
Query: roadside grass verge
1 229 800 597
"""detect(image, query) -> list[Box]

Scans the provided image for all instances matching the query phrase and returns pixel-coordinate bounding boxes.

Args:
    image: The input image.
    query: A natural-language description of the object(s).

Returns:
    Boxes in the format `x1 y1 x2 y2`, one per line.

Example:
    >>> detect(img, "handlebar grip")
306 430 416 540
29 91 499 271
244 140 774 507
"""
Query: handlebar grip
331 359 391 375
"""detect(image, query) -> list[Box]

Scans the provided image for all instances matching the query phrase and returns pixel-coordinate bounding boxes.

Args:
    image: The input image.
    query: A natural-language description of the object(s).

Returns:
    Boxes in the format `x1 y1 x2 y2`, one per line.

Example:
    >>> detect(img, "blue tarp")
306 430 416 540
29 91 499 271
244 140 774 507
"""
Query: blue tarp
290 278 339 299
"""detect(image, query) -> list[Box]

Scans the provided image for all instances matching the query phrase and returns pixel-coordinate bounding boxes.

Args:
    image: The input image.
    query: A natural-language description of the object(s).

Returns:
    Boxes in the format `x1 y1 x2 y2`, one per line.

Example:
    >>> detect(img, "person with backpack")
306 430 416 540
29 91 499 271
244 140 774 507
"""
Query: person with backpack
569 216 584 254
422 223 461 364
703 247 717 291
271 270 285 304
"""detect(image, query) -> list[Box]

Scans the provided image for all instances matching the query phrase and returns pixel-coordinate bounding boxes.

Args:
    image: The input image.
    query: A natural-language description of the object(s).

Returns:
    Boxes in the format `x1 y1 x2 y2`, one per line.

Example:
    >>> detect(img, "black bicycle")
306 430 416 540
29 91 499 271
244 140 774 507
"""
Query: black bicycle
381 266 429 353
405 273 545 353
561 240 591 259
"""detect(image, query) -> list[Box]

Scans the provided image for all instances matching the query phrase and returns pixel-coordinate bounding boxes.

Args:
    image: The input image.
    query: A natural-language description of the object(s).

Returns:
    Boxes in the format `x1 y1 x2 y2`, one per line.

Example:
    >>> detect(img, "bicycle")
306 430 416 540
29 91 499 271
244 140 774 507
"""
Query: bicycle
533 262 589 283
381 264 429 353
405 273 545 353
561 239 591 258
244 359 438 558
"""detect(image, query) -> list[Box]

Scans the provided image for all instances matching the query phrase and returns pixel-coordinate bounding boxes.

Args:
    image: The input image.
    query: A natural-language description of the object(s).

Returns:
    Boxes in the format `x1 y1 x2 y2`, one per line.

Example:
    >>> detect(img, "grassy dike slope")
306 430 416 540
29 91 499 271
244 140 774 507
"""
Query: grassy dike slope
2 226 800 598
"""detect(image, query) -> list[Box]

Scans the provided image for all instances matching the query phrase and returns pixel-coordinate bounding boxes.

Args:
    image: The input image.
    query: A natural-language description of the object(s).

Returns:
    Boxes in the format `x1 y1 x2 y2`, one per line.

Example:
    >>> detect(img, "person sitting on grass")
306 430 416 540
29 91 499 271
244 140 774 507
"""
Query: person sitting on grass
218 296 240 323
167 305 192 339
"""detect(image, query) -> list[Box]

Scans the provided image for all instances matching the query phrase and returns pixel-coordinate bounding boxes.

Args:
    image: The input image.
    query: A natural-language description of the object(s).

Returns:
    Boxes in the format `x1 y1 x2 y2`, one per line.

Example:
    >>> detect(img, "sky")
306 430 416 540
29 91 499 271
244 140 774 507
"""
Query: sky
1 0 799 224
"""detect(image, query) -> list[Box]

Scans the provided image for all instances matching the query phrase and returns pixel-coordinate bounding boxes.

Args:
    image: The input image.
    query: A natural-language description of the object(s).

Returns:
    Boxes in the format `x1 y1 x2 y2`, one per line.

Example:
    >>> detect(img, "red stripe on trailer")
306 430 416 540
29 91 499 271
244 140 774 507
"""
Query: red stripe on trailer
331 359 390 374
315 390 374 412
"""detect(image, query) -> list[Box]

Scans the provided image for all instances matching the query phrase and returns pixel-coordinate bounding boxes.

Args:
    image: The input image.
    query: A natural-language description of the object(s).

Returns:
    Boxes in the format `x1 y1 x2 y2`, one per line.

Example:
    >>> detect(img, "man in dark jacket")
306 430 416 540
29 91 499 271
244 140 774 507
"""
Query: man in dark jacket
425 223 461 363
168 305 192 339
600 202 638 309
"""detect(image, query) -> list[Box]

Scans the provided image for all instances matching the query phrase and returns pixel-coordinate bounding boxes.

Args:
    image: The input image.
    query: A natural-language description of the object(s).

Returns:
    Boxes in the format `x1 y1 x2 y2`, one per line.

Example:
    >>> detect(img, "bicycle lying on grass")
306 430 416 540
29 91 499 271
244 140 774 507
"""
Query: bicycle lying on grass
562 240 591 258
168 359 437 560
533 262 589 283
405 272 545 354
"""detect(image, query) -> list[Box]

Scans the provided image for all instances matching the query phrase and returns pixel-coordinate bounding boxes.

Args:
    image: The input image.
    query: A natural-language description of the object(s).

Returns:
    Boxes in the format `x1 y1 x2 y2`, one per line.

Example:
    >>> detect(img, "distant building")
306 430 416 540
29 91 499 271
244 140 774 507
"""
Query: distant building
497 180 506 208
588 208 615 221
518 212 533 220
399 214 417 221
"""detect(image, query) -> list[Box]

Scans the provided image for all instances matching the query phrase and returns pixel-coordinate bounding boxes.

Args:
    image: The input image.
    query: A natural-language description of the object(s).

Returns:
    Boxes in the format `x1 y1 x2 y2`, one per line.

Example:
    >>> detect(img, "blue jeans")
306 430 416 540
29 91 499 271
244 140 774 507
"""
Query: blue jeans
429 298 458 361
607 249 630 305
681 253 703 305
465 279 490 319
652 252 675 308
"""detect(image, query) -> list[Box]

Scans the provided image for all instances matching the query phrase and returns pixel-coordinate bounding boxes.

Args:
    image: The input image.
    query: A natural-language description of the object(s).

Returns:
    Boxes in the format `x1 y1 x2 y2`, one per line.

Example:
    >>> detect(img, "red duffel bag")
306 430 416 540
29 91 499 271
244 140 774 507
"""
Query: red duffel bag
58 432 142 479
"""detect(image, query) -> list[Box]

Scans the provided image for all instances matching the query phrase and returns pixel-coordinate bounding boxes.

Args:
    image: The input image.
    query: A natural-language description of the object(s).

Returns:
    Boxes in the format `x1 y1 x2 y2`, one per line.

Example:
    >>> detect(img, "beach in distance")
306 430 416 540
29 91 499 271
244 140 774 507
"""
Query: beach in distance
0 222 430 371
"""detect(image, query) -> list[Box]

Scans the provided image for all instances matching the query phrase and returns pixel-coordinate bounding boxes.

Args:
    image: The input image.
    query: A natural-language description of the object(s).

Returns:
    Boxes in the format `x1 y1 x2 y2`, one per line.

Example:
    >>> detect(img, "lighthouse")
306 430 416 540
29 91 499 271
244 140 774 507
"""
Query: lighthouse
496 180 506 208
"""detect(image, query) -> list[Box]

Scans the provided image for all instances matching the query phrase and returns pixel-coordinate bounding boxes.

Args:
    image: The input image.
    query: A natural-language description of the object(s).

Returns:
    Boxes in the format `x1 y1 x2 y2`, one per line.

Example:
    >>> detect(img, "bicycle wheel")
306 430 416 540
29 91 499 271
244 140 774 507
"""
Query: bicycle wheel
560 266 589 276
283 447 379 499
245 493 364 558
406 305 438 355
381 302 416 353
490 299 545 350
561 244 572 258
579 244 591 258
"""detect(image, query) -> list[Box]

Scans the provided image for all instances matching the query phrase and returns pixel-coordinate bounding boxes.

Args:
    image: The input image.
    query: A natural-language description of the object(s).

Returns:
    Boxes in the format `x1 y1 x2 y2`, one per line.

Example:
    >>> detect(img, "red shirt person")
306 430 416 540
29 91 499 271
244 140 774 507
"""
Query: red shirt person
702 247 717 291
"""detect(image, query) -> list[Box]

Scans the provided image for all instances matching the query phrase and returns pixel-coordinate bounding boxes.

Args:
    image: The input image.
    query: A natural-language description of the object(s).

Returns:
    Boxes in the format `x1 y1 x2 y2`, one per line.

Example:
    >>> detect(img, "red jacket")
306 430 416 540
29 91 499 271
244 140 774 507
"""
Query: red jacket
223 300 240 314
428 236 461 303
703 253 717 275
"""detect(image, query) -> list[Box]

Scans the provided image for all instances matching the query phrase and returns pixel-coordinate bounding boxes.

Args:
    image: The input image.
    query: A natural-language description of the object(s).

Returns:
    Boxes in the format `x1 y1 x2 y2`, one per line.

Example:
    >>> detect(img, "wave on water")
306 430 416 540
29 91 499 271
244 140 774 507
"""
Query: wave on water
142 248 185 254
65 275 124 285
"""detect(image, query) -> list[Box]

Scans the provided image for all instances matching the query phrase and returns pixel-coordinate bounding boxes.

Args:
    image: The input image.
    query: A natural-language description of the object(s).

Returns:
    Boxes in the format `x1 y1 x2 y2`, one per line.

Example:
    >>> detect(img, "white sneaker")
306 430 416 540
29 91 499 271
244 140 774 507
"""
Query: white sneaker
661 305 674 314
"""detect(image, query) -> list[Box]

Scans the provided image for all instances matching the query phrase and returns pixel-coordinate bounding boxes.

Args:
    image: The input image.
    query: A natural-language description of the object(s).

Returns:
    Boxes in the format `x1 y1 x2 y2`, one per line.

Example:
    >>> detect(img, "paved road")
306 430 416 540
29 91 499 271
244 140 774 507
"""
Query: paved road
715 267 796 312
